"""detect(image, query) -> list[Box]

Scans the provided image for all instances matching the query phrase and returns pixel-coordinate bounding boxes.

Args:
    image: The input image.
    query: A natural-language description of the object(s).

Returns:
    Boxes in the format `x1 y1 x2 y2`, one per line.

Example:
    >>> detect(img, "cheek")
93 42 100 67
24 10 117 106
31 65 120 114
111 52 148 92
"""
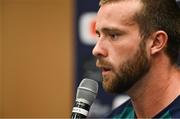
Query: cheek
111 42 138 60
109 47 137 70
107 39 141 70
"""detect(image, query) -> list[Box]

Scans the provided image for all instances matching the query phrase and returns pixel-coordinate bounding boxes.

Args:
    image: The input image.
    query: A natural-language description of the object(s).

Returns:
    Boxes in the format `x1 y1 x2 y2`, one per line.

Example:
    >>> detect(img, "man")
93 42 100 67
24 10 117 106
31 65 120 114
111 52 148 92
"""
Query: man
92 0 180 118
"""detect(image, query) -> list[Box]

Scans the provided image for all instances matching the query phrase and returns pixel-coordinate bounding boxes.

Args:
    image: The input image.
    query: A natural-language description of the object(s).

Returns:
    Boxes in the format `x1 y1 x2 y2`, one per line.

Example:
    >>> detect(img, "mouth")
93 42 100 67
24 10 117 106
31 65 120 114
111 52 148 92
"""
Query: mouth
101 67 111 76
96 60 112 76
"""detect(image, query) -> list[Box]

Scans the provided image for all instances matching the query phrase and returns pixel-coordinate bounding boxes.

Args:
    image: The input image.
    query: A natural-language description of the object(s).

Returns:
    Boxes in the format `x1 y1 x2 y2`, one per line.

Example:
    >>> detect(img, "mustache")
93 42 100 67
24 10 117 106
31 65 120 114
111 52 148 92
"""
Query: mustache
96 59 112 68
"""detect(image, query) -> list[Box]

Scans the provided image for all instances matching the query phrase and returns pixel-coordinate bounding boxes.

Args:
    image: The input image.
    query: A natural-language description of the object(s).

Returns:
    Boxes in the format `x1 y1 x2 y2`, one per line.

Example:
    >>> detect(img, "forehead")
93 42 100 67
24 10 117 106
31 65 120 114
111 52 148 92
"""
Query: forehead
96 0 142 28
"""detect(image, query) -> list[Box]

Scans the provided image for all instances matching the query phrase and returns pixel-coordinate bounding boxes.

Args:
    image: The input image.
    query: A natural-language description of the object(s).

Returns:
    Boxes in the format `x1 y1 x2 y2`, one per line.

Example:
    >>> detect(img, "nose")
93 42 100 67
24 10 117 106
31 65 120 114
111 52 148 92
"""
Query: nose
92 39 107 58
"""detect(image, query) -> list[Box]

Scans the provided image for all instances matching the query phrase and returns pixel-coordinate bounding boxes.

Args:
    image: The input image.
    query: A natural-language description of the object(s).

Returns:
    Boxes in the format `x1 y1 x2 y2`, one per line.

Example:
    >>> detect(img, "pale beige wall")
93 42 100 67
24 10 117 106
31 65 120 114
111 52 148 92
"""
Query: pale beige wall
1 0 73 118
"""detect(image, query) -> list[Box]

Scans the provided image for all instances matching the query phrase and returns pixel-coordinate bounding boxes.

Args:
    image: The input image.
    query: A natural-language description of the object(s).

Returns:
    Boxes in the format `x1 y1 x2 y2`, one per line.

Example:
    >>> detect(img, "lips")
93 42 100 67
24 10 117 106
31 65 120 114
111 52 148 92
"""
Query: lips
102 67 111 72
101 67 111 76
96 59 112 75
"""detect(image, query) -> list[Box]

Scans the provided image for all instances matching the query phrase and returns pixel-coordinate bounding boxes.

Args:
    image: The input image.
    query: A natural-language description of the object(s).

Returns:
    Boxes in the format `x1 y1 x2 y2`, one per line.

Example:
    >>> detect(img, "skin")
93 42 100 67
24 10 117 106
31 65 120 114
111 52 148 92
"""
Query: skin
93 0 180 118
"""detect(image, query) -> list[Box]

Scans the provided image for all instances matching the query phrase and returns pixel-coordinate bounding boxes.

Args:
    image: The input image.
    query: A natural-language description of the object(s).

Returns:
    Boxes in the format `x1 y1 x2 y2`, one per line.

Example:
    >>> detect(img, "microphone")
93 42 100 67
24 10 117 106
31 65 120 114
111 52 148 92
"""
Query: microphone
71 78 99 119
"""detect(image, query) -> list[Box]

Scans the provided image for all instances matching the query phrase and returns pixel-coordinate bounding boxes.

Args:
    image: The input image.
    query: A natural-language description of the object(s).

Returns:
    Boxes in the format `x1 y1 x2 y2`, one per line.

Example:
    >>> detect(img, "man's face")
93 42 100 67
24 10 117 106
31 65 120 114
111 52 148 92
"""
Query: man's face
93 0 151 93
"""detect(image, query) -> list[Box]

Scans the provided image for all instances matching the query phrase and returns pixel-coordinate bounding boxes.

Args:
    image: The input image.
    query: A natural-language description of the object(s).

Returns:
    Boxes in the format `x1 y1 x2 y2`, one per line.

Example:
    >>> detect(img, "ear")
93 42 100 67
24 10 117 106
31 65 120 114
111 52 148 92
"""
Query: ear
150 31 168 55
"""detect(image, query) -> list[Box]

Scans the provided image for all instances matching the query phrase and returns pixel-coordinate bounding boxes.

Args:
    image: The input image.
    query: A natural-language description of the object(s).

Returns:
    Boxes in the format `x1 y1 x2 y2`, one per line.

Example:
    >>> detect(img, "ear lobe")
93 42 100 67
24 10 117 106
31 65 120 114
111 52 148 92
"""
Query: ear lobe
150 31 168 55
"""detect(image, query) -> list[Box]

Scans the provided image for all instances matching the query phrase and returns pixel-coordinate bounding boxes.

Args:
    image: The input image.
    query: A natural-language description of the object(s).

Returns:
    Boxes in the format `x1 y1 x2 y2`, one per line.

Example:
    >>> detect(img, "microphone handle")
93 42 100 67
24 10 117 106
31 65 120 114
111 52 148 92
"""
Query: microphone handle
71 100 90 119
71 112 87 119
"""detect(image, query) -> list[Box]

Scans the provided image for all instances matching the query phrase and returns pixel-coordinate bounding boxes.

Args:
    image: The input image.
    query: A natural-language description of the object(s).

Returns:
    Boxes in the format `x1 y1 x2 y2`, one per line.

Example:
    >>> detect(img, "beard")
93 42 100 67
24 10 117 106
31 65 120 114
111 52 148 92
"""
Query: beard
98 40 151 94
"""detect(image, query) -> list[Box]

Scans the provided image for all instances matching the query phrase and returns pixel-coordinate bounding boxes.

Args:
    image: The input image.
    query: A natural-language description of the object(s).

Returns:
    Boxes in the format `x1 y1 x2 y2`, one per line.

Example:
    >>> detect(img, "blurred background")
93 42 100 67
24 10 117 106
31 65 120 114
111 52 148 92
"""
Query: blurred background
0 0 180 118
0 0 73 118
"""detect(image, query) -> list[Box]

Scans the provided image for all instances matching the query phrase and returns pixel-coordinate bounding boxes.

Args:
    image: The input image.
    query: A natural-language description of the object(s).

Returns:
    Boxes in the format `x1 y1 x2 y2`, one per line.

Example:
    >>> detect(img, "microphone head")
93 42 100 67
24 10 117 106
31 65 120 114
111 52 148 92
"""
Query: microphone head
76 78 98 105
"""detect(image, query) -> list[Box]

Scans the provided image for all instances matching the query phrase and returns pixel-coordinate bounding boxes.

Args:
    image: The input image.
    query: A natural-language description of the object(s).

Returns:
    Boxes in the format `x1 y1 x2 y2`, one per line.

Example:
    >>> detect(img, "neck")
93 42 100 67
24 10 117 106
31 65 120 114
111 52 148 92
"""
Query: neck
127 54 180 118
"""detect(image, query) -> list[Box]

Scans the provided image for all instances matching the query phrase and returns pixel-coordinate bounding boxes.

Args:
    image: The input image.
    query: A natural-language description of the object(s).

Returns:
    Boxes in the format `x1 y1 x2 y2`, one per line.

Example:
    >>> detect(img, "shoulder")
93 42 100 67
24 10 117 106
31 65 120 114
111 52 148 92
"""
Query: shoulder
168 95 180 118
154 95 180 118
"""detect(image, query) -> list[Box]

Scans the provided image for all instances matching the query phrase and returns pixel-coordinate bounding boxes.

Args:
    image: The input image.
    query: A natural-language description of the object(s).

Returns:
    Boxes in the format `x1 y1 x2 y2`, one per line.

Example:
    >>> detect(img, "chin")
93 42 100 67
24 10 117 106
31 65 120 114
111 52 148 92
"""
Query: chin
102 77 118 93
102 77 112 92
102 76 132 94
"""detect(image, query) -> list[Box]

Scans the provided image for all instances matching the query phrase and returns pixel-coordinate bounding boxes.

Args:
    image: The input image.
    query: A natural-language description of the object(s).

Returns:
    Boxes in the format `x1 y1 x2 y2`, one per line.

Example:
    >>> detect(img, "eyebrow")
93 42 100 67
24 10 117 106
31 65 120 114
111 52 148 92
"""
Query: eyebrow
96 27 125 35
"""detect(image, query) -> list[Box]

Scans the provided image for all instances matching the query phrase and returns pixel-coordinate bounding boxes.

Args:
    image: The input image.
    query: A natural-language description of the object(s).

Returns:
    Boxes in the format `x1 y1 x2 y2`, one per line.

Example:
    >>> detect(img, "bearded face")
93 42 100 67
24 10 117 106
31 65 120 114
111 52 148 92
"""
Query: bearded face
97 40 151 94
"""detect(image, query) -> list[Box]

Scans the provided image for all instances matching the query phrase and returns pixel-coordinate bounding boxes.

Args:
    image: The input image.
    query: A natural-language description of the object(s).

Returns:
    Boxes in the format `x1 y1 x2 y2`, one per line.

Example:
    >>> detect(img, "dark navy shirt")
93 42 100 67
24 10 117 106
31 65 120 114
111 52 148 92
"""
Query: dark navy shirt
107 95 180 118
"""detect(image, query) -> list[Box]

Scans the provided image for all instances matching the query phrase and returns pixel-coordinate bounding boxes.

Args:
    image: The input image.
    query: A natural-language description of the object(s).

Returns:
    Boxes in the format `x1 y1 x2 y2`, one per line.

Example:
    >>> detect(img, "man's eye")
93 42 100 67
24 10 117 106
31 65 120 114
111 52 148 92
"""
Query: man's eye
96 32 100 38
96 33 100 38
109 33 119 39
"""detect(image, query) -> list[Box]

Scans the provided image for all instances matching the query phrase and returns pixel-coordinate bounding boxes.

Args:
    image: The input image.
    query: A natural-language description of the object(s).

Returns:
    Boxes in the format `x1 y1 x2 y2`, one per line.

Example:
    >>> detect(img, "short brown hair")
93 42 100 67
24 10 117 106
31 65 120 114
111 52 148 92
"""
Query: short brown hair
99 0 180 64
